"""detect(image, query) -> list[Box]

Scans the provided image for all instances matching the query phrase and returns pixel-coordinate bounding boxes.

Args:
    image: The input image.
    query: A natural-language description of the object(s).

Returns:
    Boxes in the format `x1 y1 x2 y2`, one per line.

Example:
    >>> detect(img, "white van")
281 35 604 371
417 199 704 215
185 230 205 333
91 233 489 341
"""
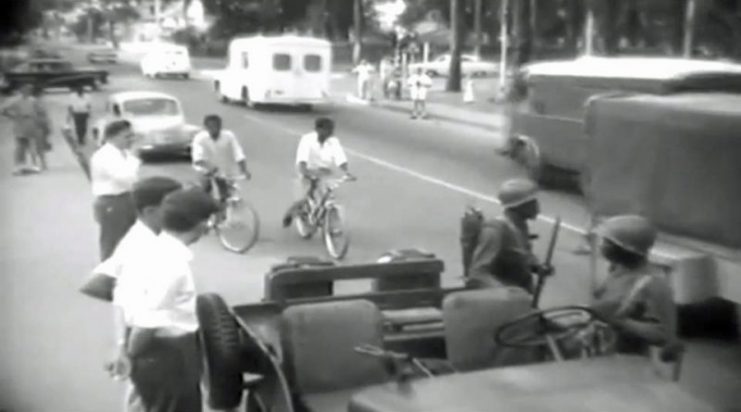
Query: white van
140 43 192 79
214 35 332 107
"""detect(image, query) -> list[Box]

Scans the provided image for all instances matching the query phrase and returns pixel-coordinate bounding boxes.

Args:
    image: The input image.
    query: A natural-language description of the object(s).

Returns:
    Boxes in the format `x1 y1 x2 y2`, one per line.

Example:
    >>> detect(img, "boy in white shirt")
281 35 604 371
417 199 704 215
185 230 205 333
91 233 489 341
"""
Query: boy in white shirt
407 67 433 119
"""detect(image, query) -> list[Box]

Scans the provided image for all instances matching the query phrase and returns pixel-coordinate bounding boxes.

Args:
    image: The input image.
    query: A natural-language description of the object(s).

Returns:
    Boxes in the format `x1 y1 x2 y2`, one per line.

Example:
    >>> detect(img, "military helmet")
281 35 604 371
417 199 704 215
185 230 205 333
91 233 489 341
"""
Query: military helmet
497 178 539 209
598 215 657 256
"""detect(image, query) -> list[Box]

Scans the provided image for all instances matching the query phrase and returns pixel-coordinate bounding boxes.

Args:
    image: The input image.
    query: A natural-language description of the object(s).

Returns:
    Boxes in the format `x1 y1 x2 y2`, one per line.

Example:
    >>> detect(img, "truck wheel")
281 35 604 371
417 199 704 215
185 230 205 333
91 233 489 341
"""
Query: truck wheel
512 136 581 191
196 293 244 410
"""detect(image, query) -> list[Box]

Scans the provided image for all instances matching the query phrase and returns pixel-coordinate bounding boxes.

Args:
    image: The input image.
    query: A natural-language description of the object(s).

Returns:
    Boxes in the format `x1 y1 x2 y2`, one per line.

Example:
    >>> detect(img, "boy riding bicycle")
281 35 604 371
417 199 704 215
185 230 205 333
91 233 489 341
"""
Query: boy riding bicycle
282 117 355 227
191 114 251 205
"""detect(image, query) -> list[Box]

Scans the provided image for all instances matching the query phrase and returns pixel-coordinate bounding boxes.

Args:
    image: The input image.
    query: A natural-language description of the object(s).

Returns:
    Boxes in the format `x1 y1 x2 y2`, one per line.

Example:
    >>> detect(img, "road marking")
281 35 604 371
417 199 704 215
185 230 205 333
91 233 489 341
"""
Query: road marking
241 111 588 236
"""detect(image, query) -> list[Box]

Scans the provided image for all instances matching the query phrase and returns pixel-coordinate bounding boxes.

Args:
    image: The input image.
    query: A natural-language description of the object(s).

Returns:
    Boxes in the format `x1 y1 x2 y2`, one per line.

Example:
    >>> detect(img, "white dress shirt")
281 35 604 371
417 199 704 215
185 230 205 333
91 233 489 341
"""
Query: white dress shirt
69 93 91 114
407 73 432 100
90 143 140 196
93 220 160 325
191 129 246 177
295 132 347 174
104 230 198 333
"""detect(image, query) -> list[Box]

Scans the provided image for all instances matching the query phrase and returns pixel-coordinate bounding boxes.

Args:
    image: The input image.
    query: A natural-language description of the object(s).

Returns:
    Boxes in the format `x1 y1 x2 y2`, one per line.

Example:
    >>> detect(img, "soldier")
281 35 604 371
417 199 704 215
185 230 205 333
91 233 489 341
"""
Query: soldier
590 215 678 355
467 178 552 293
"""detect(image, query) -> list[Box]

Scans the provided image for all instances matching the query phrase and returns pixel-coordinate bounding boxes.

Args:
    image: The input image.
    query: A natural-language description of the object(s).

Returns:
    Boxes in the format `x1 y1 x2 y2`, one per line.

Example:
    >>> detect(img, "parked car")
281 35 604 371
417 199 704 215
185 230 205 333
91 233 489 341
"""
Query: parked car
2 58 108 93
87 46 118 64
92 91 199 158
409 54 498 77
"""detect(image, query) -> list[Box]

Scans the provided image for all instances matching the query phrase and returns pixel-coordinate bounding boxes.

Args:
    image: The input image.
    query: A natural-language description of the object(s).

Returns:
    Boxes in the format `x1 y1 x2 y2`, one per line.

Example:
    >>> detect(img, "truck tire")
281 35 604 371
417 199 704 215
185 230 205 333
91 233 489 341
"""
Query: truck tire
511 135 580 191
196 293 244 410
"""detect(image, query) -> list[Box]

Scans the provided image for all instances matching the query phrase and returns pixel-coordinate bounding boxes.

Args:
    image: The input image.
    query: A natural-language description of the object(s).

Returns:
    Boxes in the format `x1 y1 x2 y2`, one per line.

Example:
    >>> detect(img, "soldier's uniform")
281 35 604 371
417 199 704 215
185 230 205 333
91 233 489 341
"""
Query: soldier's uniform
467 179 541 293
592 215 677 355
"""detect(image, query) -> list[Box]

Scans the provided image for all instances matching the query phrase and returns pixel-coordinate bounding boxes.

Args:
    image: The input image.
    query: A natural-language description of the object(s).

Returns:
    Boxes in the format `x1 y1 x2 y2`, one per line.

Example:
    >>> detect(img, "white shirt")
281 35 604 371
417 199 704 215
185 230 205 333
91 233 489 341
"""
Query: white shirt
295 132 347 173
93 221 160 325
90 143 141 196
353 64 374 82
103 230 198 332
69 93 91 114
191 129 246 177
407 73 433 100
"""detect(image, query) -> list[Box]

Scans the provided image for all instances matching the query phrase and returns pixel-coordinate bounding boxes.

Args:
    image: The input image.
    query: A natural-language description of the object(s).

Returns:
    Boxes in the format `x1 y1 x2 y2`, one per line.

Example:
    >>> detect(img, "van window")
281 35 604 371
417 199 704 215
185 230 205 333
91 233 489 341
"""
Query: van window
273 54 291 71
242 52 249 69
304 55 321 72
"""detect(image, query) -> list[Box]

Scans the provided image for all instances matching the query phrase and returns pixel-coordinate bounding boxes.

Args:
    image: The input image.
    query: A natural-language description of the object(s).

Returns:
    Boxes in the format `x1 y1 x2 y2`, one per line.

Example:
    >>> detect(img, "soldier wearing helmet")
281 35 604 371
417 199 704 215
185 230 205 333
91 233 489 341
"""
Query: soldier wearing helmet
467 178 551 293
590 215 678 354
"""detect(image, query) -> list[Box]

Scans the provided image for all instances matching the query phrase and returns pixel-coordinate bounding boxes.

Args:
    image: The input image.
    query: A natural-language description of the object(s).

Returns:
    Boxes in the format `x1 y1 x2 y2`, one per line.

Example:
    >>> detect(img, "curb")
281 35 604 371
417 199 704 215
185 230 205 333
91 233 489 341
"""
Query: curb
370 100 503 133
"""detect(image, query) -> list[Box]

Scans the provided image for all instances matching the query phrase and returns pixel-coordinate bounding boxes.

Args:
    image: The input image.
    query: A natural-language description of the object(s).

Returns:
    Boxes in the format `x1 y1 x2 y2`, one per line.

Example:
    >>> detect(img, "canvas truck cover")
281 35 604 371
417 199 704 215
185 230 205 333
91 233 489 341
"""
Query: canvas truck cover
584 93 741 248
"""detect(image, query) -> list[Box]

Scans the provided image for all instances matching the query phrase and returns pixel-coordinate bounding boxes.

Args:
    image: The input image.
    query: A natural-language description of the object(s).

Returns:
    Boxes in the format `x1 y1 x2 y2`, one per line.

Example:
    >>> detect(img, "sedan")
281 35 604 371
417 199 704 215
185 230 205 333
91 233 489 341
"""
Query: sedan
409 54 499 77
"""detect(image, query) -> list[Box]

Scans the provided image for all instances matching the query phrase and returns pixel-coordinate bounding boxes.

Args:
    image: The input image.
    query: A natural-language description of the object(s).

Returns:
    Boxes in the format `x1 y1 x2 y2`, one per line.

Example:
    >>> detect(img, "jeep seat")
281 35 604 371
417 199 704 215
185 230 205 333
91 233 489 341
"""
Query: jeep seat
281 300 390 411
443 288 533 371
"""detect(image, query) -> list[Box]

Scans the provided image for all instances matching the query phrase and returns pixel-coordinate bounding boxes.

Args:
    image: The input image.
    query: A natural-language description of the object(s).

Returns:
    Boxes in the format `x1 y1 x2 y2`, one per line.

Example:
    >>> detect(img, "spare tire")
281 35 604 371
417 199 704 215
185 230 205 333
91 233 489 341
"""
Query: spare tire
196 293 244 410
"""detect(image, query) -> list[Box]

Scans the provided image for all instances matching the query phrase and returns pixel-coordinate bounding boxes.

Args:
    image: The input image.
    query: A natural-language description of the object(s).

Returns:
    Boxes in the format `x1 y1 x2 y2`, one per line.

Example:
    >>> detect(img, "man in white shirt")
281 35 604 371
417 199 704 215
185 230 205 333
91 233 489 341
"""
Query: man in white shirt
191 114 250 204
106 187 218 412
90 120 140 260
282 117 355 227
352 59 374 100
68 85 92 145
407 67 433 119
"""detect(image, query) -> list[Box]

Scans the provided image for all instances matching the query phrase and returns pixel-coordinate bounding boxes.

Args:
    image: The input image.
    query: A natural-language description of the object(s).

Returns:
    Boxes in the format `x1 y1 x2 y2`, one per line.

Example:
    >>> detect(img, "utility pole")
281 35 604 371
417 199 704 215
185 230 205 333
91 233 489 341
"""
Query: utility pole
498 0 509 97
446 0 463 92
584 2 595 56
473 0 482 58
353 0 363 65
683 0 696 57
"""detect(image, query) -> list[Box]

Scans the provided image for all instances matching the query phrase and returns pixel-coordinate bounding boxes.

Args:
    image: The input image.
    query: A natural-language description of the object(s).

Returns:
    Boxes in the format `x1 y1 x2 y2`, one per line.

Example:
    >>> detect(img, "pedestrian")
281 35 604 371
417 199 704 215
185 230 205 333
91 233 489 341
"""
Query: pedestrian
407 67 432 119
463 74 475 104
466 178 552 293
93 102 124 147
380 56 393 98
90 119 140 261
351 59 374 100
68 85 92 146
110 187 218 412
0 83 43 175
29 85 51 171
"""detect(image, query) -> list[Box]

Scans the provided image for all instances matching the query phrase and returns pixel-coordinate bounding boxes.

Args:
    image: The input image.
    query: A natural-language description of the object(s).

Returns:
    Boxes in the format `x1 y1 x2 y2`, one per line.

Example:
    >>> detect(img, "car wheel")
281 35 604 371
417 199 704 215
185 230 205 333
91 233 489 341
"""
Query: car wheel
182 73 190 80
196 293 244 410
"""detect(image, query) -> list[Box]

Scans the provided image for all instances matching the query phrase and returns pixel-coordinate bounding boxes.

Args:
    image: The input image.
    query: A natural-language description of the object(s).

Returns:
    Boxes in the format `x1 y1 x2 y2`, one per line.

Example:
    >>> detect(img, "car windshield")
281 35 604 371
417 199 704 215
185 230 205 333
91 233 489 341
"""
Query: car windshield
122 98 179 116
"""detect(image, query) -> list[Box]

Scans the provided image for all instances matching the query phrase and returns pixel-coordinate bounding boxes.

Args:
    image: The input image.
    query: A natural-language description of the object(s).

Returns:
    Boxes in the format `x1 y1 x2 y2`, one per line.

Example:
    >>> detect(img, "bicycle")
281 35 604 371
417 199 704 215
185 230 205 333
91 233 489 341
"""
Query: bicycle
203 174 260 254
294 174 355 260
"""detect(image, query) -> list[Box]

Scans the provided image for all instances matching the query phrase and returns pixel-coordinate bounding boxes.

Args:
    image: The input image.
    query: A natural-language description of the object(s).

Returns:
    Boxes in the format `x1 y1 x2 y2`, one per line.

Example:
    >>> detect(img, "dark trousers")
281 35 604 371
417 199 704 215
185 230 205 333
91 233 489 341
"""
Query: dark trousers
14 137 31 166
129 332 202 412
72 112 89 145
93 193 136 261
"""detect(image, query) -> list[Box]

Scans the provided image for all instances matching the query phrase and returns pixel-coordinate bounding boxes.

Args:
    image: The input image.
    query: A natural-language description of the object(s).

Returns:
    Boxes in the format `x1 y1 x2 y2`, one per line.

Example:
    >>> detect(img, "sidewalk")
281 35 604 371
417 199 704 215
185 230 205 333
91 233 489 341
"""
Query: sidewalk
0 99 121 410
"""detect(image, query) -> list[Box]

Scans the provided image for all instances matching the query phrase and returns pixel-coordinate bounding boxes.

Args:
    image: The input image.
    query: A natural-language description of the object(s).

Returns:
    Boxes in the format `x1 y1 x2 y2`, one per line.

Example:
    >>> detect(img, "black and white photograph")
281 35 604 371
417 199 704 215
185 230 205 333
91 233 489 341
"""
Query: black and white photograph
1 0 740 411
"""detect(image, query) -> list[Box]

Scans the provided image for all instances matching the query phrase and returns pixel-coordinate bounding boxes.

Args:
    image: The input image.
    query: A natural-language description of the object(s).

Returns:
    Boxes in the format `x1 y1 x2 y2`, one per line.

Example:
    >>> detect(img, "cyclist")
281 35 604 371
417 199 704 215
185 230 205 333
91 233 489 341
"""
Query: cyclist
191 114 251 205
282 117 355 227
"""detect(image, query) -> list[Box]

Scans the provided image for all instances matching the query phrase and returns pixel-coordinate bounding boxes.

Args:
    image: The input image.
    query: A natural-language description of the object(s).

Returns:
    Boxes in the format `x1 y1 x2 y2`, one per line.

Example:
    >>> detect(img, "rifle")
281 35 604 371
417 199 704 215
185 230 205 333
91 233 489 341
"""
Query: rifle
532 216 561 308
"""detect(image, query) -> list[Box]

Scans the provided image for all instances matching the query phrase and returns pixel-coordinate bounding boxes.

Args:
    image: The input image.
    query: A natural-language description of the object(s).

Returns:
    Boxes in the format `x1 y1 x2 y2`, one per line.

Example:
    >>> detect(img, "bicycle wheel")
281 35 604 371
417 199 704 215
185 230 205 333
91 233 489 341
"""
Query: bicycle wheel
323 204 350 260
215 197 260 253
294 201 317 239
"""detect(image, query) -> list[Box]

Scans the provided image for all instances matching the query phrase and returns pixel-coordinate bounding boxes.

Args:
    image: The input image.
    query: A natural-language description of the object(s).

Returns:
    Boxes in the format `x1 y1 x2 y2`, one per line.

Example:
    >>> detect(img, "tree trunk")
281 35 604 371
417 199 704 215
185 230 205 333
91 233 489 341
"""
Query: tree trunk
512 0 532 67
352 0 363 64
447 0 463 92
683 0 696 57
473 0 482 57
565 0 583 54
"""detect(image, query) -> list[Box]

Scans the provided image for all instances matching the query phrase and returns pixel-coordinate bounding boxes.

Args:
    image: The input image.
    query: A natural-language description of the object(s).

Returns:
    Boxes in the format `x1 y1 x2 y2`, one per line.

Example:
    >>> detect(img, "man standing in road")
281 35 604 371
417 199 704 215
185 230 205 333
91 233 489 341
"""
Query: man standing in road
106 187 218 412
90 120 140 260
0 83 44 175
352 59 374 100
68 85 92 146
282 117 355 227
407 67 432 119
466 178 551 293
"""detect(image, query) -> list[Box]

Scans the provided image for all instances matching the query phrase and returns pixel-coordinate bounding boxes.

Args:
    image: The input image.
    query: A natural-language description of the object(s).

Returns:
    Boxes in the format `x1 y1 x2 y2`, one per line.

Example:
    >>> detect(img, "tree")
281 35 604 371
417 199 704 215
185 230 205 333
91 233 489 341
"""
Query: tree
353 0 363 64
446 0 463 91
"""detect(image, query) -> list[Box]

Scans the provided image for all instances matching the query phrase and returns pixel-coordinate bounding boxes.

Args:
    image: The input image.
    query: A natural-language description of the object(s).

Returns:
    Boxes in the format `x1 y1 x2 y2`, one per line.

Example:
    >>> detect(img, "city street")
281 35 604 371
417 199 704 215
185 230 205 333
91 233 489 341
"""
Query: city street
2 43 739 412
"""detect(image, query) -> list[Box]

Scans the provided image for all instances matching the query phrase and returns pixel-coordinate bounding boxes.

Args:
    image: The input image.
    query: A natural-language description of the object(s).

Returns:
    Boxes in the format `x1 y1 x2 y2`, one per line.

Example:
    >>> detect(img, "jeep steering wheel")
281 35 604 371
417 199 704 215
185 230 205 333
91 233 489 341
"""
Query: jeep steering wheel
494 306 598 360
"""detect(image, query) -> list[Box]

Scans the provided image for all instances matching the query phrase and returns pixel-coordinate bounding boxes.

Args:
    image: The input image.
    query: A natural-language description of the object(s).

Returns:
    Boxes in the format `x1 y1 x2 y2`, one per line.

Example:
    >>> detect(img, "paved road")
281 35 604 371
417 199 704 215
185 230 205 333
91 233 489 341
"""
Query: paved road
3 44 739 412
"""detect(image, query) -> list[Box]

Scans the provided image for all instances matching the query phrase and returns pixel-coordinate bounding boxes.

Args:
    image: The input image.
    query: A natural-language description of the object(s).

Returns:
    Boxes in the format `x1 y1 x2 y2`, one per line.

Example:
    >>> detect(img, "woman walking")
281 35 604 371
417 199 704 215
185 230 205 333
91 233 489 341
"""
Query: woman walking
30 85 51 171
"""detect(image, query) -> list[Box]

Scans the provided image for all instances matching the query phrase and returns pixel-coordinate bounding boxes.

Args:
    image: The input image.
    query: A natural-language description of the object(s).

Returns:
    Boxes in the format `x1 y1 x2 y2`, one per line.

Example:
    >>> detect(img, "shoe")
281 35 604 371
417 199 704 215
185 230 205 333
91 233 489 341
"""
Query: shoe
282 215 293 228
